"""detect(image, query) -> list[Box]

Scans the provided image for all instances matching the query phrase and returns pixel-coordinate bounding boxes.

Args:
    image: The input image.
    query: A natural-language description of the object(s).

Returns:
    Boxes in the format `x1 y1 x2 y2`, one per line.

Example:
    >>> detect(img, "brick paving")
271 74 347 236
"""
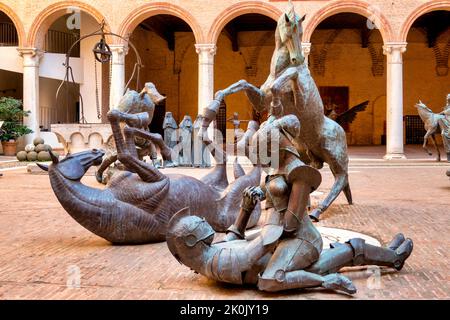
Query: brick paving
0 156 449 300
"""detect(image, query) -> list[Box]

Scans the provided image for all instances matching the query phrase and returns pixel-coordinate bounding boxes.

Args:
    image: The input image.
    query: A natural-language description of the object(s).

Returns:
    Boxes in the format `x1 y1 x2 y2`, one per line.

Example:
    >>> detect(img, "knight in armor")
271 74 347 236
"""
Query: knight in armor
167 114 413 294
162 112 179 168
438 94 450 161
96 83 168 184
193 114 211 168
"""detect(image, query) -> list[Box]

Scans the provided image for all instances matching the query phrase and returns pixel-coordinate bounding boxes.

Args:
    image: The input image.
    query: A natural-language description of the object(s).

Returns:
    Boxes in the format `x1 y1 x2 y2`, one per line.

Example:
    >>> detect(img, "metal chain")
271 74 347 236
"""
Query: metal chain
94 59 101 119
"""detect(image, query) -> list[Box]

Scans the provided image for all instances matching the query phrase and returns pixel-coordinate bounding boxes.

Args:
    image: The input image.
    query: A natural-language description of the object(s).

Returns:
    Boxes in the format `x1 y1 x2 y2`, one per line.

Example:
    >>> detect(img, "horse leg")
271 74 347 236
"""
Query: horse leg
343 183 353 205
200 80 267 139
430 134 441 162
96 152 118 184
423 130 432 156
116 127 166 183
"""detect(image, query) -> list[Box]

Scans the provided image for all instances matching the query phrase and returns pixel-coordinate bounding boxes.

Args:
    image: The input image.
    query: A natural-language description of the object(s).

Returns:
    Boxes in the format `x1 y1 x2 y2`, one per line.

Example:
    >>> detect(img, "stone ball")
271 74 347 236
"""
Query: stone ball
43 144 52 152
27 151 38 162
16 151 28 161
37 151 52 162
24 144 35 152
33 137 45 146
35 144 46 153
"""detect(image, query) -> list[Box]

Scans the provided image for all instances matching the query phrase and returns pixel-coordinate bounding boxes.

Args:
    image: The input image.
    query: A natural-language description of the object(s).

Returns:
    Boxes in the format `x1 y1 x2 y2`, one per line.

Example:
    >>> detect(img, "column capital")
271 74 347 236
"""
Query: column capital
195 44 217 56
17 48 44 67
383 42 407 55
110 44 129 65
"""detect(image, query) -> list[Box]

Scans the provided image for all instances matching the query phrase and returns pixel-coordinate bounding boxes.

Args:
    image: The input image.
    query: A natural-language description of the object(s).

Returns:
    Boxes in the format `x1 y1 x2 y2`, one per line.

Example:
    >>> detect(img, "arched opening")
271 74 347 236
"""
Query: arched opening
40 11 110 130
0 11 22 155
214 13 277 142
0 10 21 99
403 10 450 147
310 13 386 146
125 14 198 136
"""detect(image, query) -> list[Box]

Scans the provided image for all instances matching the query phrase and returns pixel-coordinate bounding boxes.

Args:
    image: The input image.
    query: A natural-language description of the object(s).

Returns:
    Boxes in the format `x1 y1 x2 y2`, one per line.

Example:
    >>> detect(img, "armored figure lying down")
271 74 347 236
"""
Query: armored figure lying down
167 115 414 294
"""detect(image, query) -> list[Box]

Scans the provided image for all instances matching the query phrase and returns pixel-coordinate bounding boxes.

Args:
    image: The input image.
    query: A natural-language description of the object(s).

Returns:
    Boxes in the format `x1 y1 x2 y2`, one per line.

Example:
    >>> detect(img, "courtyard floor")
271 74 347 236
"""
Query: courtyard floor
0 146 449 300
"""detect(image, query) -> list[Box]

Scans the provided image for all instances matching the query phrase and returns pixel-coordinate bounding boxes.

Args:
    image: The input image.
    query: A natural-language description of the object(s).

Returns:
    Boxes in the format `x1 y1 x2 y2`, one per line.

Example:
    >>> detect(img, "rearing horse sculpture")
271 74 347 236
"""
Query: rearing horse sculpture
200 4 351 221
415 101 446 162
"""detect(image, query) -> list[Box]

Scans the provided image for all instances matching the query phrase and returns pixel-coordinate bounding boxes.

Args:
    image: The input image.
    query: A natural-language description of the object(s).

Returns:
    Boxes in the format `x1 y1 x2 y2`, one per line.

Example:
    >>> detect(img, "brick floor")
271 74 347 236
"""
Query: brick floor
0 159 449 300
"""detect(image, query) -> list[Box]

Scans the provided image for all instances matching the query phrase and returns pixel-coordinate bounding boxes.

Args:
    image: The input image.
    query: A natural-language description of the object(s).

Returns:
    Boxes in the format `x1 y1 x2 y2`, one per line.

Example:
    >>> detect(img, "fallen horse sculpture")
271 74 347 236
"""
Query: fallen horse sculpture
38 110 262 244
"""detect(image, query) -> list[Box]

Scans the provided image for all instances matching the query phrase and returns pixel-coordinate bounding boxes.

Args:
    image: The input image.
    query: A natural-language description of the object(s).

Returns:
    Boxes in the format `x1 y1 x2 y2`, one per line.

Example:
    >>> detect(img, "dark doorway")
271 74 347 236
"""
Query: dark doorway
319 86 350 131
150 98 166 136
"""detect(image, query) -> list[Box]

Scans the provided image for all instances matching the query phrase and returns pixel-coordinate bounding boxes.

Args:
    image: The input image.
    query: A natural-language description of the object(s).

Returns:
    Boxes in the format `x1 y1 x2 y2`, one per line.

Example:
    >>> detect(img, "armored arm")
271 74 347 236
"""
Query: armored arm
226 186 266 241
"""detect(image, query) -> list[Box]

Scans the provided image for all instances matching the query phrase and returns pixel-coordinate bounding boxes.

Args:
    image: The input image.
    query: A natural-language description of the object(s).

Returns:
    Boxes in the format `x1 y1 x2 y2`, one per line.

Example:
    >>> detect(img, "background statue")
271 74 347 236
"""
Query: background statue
162 112 178 167
95 82 165 184
178 115 193 167
192 114 211 168
200 4 352 221
415 99 448 162
326 100 369 128
438 94 450 162
37 106 263 244
167 115 413 294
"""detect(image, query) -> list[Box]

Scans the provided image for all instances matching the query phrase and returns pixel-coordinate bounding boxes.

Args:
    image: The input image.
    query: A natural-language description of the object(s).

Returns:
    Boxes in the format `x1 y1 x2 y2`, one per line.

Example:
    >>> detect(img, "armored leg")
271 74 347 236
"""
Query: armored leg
257 238 356 294
306 234 413 275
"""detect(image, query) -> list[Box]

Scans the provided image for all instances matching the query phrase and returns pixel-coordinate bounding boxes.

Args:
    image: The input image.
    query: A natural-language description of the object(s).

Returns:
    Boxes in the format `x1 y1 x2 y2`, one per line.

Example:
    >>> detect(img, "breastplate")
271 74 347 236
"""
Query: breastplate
265 175 290 212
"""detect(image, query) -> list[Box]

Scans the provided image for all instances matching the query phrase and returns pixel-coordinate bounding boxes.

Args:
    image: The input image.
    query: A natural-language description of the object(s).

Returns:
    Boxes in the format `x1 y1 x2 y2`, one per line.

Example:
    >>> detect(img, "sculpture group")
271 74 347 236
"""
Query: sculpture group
41 3 414 295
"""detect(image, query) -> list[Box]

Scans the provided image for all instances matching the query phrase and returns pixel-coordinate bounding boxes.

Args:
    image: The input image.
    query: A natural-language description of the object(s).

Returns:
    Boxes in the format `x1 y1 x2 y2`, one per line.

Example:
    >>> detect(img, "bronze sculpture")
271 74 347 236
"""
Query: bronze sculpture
167 115 414 294
162 112 179 168
326 101 369 128
415 98 449 162
178 115 193 167
192 114 211 168
38 92 263 243
199 3 352 221
95 83 166 183
438 94 450 162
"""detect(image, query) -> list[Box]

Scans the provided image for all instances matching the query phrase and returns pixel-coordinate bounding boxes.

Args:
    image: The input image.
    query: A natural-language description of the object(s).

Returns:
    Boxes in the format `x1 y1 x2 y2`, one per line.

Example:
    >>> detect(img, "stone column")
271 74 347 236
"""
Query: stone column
383 42 407 160
302 42 312 65
195 44 217 163
109 44 128 109
195 44 217 114
18 48 43 145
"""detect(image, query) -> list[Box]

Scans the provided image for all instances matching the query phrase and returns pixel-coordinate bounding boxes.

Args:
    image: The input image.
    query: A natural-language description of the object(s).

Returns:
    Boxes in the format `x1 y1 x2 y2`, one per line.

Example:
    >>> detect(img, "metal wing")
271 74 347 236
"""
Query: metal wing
335 101 369 126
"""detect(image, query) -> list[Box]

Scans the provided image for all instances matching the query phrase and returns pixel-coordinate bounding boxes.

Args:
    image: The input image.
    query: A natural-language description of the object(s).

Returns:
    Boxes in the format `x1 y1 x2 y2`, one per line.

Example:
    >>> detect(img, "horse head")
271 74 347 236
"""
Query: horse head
38 149 105 181
275 1 306 67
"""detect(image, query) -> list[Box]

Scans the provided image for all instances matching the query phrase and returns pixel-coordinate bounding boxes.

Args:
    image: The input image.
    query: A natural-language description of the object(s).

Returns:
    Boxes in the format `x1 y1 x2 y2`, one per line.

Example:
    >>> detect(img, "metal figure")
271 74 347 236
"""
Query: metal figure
162 112 179 168
438 94 450 162
326 101 369 127
95 83 165 184
193 114 211 168
415 99 448 162
199 3 352 221
179 115 193 167
37 110 263 244
167 115 414 294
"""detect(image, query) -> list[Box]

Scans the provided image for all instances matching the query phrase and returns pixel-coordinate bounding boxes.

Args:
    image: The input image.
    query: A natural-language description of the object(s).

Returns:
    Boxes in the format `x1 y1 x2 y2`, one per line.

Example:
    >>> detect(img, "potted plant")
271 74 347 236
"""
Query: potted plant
0 97 33 156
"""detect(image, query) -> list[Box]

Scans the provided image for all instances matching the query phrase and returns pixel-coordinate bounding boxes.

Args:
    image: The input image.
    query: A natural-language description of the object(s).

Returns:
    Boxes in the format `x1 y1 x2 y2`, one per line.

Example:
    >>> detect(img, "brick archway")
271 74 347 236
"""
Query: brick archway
27 1 109 48
303 0 394 43
0 2 26 47
399 1 450 42
117 2 204 44
207 1 282 45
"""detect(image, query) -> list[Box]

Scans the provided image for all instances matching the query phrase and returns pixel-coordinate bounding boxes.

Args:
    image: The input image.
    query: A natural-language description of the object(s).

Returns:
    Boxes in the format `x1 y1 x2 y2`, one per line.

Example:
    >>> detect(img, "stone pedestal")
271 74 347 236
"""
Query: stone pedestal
383 43 407 160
